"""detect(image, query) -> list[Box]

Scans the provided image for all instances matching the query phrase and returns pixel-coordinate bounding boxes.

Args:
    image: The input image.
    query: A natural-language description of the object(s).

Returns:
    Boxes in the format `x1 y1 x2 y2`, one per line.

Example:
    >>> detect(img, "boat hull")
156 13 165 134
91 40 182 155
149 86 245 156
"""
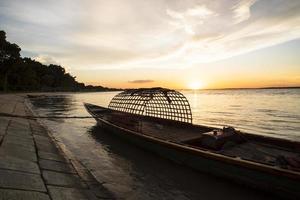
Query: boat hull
84 103 300 200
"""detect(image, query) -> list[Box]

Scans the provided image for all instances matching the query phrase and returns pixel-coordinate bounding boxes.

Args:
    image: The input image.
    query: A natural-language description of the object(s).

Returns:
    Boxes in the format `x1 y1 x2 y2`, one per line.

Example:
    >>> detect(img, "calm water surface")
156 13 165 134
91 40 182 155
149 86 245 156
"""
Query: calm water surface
29 89 300 200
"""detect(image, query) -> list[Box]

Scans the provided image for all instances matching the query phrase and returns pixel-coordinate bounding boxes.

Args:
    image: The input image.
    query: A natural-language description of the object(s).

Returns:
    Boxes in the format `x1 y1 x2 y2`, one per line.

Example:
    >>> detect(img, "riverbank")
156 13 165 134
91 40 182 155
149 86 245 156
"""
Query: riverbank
0 94 114 200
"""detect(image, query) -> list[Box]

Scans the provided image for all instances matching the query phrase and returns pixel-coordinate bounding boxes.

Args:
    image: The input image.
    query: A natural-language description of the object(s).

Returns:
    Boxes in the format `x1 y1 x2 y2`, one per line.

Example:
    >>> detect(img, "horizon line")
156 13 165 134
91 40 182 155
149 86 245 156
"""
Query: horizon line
87 85 300 91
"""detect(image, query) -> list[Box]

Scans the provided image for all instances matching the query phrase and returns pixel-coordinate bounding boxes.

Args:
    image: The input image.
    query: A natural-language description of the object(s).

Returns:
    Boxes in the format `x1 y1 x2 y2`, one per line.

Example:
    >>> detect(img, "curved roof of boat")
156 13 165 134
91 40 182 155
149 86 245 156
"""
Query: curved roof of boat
108 87 192 123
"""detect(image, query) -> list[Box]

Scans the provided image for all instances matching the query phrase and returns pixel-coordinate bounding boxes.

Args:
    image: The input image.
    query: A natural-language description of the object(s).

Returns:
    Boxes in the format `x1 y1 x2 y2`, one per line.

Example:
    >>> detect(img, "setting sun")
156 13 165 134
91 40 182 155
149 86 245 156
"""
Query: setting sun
187 81 204 90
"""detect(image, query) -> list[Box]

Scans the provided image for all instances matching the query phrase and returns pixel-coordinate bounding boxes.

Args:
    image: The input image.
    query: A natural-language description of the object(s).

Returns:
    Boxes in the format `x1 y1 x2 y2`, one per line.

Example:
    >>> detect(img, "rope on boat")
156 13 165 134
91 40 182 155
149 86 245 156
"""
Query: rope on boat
0 112 94 119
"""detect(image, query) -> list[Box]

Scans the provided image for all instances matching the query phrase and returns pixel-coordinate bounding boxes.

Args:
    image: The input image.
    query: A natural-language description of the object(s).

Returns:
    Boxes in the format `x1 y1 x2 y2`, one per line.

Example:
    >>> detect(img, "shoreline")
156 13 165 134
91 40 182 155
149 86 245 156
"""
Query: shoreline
0 86 299 95
0 90 122 95
0 93 114 199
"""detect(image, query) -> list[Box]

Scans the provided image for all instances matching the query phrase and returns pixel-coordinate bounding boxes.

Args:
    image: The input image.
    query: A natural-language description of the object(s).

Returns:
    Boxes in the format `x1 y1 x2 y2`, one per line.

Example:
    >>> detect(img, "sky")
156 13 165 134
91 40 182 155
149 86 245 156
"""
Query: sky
0 0 300 89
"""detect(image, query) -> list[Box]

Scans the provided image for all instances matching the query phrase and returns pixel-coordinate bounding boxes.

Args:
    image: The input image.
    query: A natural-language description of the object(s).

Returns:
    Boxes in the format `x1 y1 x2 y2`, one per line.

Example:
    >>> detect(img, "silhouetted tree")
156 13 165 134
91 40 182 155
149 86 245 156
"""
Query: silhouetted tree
0 31 22 90
0 30 118 92
0 30 21 62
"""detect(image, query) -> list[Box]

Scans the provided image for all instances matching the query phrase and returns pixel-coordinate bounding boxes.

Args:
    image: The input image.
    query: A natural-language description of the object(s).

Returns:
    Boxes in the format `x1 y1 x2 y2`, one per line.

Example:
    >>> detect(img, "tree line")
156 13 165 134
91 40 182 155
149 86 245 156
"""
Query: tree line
0 30 117 92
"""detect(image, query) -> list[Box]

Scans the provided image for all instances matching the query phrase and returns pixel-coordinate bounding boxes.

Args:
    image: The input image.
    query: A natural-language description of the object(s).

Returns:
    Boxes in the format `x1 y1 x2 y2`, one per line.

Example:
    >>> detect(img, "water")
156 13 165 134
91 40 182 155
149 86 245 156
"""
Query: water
28 89 300 200
188 89 300 140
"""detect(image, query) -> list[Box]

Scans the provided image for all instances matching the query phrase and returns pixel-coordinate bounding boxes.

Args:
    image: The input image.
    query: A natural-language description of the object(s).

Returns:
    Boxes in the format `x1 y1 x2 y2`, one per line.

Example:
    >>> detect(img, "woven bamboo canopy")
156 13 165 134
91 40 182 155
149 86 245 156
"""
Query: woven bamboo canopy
108 87 192 123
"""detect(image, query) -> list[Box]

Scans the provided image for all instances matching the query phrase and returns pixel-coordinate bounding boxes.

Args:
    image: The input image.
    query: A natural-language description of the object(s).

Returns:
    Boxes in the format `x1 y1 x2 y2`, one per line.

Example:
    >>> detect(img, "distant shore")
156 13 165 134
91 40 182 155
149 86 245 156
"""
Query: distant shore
1 86 299 94
182 86 300 91
0 89 123 94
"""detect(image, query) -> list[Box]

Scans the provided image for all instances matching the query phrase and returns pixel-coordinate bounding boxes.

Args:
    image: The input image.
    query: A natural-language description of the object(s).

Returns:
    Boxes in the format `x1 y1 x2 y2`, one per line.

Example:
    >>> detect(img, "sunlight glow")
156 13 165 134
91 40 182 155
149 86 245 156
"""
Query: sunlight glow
188 81 204 90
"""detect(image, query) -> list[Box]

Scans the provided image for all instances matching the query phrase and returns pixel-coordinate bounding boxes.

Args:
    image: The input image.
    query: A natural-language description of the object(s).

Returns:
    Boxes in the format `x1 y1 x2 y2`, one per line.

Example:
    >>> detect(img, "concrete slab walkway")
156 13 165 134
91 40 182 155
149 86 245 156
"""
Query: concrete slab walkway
0 94 114 200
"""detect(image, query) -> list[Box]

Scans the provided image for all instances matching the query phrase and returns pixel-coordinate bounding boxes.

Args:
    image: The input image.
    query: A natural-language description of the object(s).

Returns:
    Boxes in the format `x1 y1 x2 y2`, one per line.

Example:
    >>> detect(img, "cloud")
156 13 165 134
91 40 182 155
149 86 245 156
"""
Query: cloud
128 80 155 84
1 0 300 71
232 0 258 24
166 9 184 20
34 55 60 65
186 5 215 17
166 5 217 35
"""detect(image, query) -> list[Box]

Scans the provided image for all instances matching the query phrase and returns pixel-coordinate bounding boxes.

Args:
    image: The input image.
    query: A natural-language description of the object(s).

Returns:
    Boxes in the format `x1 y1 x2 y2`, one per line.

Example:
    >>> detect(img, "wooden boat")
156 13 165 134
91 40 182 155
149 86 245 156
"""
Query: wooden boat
84 87 300 199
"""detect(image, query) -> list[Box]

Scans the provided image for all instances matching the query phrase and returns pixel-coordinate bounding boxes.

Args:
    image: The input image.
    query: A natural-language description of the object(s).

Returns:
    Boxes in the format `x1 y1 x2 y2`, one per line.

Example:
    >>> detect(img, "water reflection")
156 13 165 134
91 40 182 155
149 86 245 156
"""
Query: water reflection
184 89 300 140
30 95 75 119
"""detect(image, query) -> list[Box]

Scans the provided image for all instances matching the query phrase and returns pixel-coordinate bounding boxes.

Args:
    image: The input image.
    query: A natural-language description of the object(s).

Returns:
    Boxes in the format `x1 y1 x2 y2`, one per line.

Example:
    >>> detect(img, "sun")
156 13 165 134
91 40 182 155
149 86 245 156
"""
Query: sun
187 81 204 90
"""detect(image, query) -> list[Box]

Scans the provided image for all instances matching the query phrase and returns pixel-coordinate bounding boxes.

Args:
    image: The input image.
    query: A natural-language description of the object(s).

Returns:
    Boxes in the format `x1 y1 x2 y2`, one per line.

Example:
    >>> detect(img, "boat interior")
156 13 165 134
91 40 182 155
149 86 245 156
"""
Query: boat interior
86 104 300 172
